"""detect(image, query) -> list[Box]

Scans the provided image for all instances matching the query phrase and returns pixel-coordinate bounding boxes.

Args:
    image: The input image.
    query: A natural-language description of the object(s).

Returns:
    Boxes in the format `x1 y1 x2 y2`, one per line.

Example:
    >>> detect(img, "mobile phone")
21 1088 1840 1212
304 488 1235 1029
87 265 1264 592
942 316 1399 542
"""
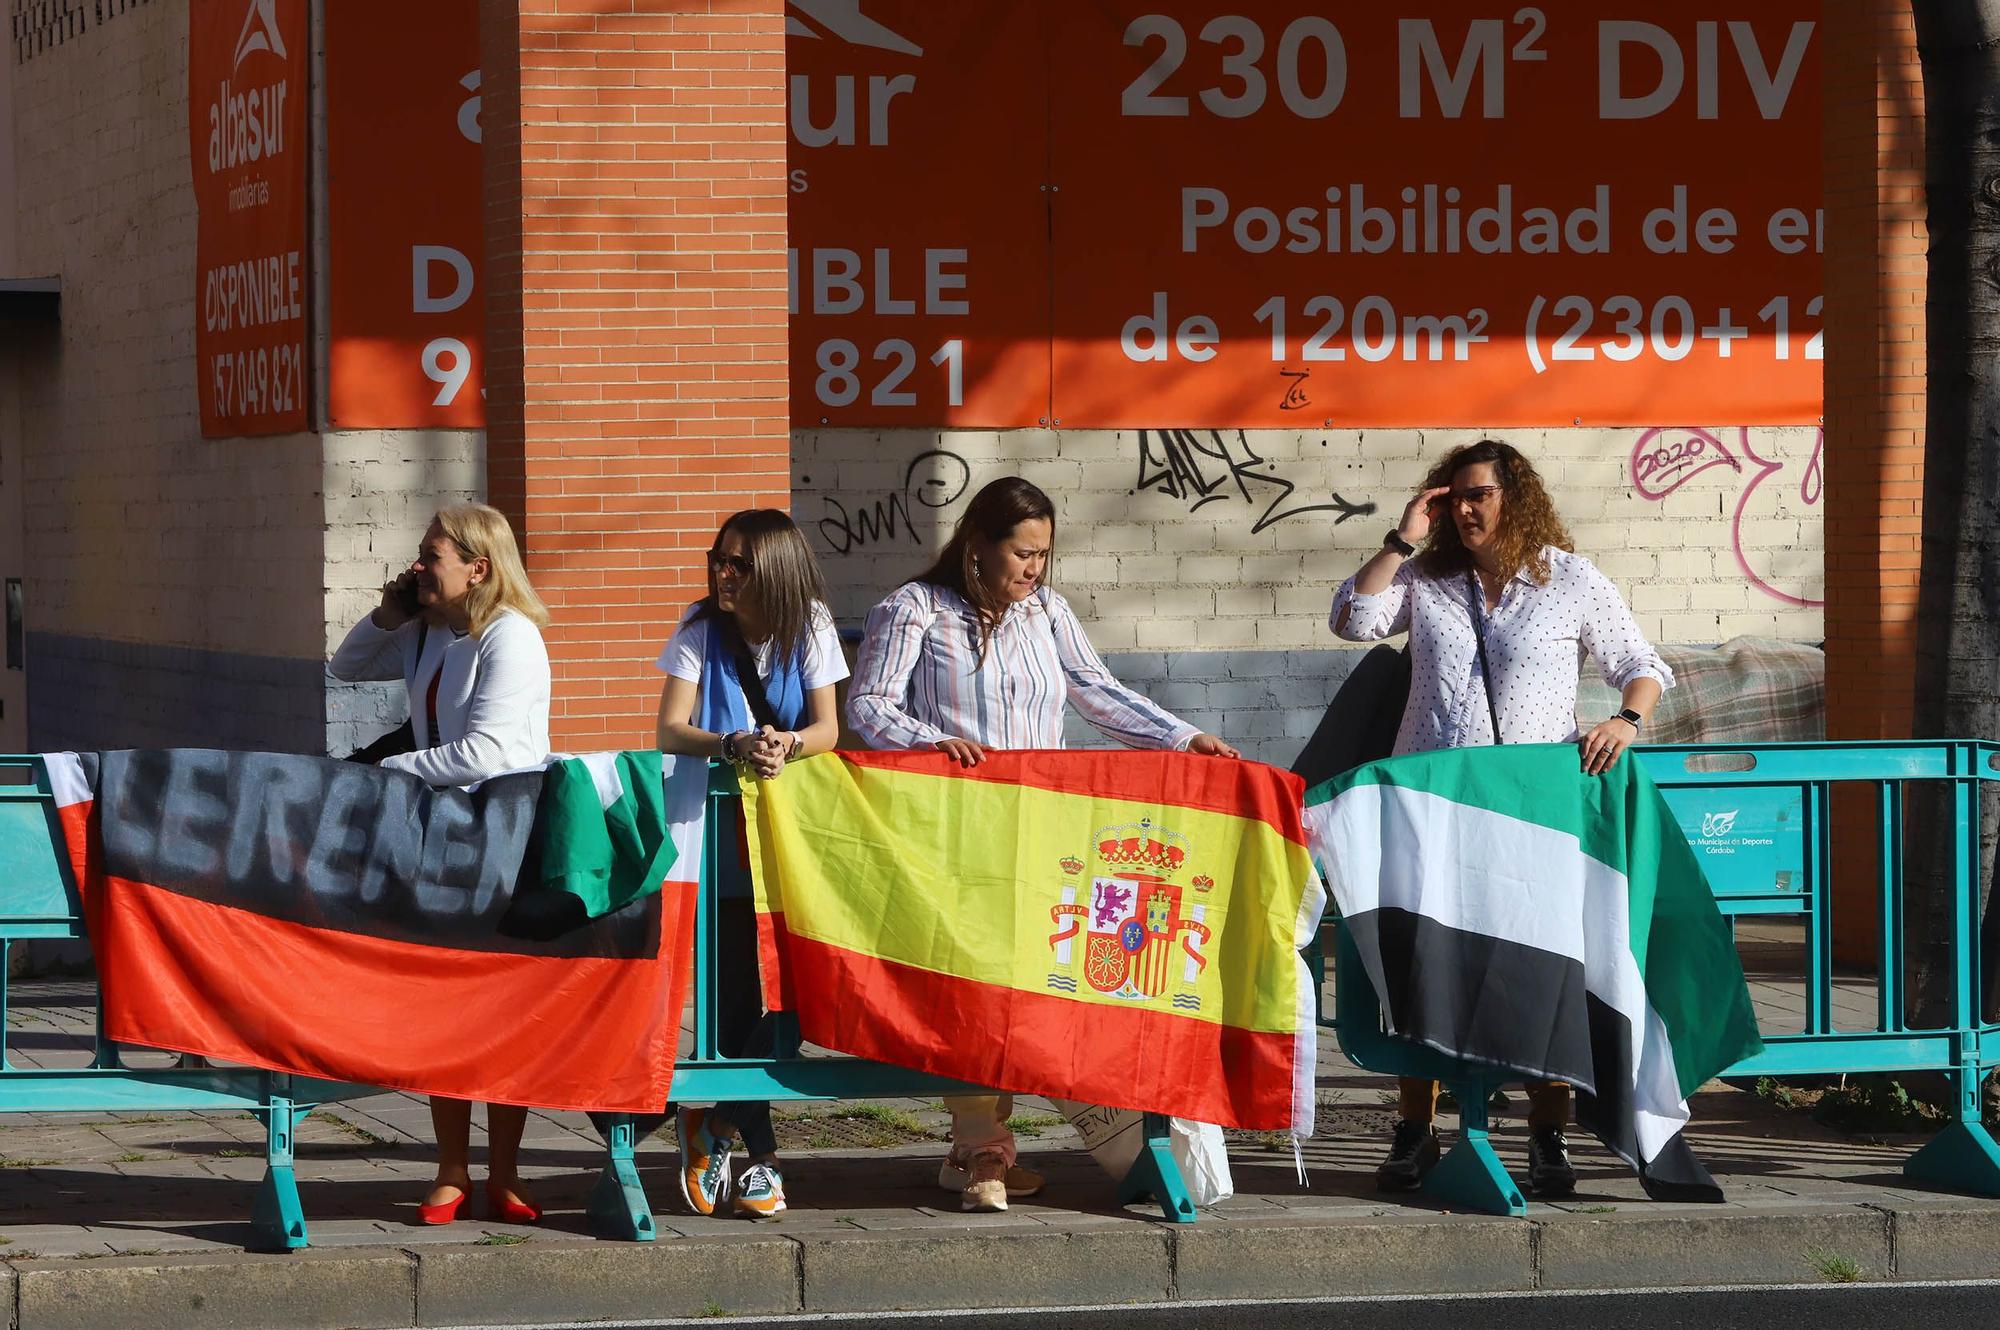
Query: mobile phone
393 576 421 617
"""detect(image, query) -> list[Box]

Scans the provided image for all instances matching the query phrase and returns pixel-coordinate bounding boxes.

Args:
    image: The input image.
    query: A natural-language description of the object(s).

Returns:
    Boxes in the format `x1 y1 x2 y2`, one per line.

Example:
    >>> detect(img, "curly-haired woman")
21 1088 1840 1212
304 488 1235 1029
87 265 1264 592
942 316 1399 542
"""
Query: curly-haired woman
1329 438 1674 1199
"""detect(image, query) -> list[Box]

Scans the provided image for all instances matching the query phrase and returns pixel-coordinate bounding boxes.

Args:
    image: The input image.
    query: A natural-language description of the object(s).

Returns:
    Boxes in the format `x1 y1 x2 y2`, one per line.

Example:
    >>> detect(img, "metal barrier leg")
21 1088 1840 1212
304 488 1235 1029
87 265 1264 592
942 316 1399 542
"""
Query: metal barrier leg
1114 1112 1197 1222
1904 1060 2000 1196
587 1114 657 1241
1424 1077 1526 1217
249 1095 309 1251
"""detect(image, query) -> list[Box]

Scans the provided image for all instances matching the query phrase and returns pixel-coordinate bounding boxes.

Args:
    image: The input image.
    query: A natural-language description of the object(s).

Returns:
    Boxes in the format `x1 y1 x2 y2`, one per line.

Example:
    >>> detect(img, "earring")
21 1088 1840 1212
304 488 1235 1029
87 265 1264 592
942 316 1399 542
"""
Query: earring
971 556 982 575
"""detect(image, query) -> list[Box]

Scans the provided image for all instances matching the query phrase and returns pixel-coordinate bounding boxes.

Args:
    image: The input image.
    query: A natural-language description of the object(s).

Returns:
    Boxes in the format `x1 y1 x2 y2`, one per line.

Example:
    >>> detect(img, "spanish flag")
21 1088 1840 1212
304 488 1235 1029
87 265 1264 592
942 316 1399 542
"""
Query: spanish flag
740 751 1326 1132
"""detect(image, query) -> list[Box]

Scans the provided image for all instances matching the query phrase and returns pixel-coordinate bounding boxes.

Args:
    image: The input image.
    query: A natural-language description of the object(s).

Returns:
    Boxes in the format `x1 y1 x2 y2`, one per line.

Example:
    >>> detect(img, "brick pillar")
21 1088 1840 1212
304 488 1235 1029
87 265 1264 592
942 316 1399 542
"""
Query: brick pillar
1822 0 1927 959
479 0 792 750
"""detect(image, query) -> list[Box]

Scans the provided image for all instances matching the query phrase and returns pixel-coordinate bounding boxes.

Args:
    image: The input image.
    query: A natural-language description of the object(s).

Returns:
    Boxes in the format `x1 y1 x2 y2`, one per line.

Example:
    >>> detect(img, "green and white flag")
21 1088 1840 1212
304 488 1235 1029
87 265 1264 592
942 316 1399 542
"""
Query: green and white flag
1305 743 1763 1200
507 750 709 935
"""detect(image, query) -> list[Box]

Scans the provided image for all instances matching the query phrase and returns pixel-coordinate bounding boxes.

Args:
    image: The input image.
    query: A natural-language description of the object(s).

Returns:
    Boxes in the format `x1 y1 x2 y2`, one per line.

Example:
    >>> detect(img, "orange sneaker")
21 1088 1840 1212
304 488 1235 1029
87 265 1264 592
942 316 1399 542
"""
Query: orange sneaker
675 1107 733 1216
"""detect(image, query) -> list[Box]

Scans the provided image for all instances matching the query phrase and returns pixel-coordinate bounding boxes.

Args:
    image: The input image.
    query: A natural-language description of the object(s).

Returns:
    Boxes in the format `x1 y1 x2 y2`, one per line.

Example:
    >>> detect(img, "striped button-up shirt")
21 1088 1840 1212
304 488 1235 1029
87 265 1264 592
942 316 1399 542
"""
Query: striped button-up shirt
848 582 1200 752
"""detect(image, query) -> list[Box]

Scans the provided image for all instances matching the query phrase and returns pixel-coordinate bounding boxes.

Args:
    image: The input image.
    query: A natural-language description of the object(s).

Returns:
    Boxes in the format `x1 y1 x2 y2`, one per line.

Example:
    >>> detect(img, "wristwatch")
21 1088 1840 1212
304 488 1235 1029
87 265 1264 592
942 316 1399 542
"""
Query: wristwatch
1383 528 1416 557
1615 708 1644 732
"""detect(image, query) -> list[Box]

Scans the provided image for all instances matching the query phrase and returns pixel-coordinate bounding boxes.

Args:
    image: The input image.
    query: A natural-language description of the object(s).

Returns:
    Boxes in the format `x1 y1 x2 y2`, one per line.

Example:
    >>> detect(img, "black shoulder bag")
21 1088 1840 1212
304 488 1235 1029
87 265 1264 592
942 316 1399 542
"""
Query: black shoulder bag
1466 570 1503 745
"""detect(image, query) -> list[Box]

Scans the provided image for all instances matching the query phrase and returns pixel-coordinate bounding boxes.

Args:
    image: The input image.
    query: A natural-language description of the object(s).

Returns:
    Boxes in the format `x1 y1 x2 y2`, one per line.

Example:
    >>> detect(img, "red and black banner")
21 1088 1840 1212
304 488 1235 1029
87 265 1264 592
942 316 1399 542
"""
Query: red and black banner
53 750 693 1112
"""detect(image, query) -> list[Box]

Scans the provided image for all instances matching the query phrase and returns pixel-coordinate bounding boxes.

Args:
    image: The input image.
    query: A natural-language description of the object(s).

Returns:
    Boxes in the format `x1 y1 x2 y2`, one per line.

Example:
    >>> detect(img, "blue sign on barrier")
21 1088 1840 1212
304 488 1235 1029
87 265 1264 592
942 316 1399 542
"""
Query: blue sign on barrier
1658 785 1805 897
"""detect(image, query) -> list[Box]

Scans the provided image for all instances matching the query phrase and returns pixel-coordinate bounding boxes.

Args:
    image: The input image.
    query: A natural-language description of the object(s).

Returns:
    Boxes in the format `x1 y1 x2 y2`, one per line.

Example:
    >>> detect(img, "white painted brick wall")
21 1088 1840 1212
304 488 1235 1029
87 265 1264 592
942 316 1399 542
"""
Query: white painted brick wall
796 425 1825 645
796 424 1824 762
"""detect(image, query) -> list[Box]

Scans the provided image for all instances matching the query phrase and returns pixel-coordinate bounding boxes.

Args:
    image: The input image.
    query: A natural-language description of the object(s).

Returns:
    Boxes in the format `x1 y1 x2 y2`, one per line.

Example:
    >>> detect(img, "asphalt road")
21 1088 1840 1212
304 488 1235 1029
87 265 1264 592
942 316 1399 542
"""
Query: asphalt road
461 1280 2000 1330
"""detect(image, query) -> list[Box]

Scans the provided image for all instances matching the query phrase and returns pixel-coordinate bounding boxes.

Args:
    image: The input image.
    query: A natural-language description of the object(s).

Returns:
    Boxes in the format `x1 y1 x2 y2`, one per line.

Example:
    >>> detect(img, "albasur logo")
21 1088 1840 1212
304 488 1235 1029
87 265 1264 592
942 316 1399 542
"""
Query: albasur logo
785 0 922 57
206 0 293 174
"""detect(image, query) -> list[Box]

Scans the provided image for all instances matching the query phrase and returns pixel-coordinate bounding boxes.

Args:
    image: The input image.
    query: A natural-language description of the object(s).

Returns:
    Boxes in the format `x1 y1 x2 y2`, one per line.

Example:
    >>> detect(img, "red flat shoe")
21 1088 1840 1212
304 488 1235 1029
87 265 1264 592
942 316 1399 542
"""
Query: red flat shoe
487 1186 542 1224
418 1187 466 1225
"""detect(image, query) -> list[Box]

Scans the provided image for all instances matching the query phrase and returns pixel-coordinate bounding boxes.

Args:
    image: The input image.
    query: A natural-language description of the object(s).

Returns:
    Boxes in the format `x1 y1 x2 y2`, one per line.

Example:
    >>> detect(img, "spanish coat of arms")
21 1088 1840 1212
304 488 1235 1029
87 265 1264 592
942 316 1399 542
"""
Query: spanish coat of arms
1047 820 1214 1010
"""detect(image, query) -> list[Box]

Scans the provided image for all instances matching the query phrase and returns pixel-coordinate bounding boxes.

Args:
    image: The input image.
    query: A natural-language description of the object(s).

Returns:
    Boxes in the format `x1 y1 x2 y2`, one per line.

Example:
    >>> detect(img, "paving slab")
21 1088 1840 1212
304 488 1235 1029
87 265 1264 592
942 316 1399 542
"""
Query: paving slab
13 1249 414 1330
1176 1213 1534 1299
413 1236 799 1326
797 1227 1172 1312
1535 1206 1894 1290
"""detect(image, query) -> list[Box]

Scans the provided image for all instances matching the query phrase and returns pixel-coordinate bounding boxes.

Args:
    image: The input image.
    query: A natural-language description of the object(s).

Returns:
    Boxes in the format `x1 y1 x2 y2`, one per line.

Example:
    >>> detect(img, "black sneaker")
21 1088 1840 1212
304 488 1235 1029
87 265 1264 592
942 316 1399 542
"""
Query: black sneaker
1527 1126 1576 1197
1374 1119 1441 1192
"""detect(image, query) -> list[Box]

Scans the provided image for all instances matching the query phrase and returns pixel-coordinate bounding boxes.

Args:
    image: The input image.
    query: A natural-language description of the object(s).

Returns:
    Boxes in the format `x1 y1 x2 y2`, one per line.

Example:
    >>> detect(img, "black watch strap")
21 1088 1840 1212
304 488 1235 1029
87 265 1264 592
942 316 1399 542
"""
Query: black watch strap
1383 528 1416 557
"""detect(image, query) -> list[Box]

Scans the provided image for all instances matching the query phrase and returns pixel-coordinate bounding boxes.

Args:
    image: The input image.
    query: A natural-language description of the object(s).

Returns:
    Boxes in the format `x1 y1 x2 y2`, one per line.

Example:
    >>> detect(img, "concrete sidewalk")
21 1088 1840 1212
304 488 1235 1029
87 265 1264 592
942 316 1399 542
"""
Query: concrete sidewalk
0 955 1996 1328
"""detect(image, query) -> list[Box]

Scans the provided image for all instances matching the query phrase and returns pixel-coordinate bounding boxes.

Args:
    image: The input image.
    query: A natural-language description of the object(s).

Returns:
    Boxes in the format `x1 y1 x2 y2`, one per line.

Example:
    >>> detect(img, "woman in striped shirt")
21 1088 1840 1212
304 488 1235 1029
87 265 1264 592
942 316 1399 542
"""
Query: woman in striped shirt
848 476 1237 1211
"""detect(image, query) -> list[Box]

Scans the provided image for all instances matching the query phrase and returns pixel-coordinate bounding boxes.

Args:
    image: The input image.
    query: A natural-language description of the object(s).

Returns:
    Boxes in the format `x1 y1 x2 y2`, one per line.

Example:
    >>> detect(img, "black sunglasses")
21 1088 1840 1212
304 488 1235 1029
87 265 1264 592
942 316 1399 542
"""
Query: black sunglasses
707 550 754 577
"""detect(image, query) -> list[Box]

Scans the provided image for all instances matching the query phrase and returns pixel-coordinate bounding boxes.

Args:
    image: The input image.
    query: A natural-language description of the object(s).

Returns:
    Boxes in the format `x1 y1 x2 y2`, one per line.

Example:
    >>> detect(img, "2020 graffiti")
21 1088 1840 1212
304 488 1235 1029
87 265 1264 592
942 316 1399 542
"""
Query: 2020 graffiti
1629 425 1824 608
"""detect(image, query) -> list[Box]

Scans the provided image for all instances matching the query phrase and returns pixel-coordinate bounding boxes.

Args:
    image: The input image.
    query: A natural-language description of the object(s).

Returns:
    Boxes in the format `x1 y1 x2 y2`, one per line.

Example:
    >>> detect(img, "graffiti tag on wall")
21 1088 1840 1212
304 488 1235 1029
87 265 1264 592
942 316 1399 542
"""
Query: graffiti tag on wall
1134 429 1376 533
814 449 971 555
1630 426 1824 608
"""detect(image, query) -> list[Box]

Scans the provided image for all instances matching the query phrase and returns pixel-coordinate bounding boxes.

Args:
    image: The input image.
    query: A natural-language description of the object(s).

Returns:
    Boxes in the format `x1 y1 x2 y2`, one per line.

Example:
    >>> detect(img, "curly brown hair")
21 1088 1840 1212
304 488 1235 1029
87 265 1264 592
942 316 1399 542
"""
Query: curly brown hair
1415 439 1573 585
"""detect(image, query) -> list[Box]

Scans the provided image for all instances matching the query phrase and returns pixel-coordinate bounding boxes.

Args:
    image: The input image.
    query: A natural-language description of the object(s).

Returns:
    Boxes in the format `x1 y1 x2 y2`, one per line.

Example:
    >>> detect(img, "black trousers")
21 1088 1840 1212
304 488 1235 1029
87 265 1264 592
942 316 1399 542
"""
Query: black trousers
713 897 794 1158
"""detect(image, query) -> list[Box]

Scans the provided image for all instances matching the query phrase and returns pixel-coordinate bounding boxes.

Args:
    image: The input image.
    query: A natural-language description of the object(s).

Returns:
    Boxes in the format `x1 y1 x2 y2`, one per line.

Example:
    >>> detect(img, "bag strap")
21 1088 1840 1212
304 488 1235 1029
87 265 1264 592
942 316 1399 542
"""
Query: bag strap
722 620 782 731
1465 570 1504 745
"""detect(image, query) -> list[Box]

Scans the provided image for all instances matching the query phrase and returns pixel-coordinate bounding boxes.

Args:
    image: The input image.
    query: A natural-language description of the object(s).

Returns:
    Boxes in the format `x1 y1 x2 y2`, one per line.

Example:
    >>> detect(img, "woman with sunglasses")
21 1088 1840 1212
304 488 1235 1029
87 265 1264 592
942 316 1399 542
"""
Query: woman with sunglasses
654 509 847 1221
1330 438 1673 1200
848 476 1240 1213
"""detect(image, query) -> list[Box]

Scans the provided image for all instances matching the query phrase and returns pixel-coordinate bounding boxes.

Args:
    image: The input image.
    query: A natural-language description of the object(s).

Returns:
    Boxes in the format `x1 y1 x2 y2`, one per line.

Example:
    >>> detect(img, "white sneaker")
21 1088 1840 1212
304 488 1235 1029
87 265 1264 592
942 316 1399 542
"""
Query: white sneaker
938 1149 1045 1198
961 1149 1009 1212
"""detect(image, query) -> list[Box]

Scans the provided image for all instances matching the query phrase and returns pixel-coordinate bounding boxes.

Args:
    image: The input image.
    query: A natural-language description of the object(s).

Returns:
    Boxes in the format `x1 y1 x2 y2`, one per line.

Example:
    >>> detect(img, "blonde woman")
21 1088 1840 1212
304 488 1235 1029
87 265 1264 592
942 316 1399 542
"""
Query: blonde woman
330 502 553 1224
655 509 847 1220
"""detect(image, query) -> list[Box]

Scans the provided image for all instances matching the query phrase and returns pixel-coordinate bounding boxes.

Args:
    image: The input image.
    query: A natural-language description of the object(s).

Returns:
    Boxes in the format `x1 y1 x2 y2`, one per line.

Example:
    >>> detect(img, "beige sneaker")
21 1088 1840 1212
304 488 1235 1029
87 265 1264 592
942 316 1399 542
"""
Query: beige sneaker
960 1149 1010 1212
938 1150 1046 1199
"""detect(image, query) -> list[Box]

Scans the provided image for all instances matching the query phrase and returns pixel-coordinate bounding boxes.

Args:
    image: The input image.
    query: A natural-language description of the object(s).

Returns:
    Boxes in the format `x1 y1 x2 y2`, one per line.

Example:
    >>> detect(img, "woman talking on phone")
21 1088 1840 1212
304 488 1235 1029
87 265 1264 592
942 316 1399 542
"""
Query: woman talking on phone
330 502 553 1225
1329 438 1673 1200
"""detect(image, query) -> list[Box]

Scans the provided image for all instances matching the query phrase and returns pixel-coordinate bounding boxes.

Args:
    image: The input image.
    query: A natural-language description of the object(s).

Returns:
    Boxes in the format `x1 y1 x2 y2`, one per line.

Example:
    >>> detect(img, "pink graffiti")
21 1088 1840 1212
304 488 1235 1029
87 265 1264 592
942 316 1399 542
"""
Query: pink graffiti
1630 426 1741 500
1629 426 1825 609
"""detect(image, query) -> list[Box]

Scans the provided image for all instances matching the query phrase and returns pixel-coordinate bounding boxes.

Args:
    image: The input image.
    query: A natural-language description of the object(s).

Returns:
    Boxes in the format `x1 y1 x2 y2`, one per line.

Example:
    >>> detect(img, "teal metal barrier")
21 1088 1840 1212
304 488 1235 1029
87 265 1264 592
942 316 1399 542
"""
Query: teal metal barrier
1322 740 2000 1216
0 756 374 1250
591 765 1196 1235
0 757 1196 1248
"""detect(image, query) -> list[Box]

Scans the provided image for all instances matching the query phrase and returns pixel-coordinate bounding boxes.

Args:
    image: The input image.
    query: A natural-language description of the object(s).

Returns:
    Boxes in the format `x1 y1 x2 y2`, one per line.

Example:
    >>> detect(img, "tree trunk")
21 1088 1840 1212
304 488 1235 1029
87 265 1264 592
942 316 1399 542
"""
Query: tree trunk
1909 3 2000 1027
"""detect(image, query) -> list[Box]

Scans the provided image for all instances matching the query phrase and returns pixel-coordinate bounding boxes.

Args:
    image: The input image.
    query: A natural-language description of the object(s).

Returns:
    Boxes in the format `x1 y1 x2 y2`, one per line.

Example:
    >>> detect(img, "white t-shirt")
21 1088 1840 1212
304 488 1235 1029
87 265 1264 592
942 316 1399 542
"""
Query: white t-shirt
655 603 849 716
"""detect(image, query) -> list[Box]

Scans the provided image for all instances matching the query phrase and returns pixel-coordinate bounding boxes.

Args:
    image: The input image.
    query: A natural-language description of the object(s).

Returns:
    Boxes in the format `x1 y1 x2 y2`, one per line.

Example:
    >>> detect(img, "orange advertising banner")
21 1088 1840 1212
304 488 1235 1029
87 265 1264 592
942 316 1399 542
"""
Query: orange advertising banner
325 0 486 429
789 1 1820 429
1046 3 1822 427
788 2 1052 428
189 0 309 437
315 2 1822 430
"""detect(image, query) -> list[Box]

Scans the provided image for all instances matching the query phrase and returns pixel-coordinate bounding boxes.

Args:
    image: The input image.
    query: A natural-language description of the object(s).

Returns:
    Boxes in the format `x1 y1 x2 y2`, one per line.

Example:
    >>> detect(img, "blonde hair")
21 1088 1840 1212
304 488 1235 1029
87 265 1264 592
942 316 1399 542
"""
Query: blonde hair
433 503 550 636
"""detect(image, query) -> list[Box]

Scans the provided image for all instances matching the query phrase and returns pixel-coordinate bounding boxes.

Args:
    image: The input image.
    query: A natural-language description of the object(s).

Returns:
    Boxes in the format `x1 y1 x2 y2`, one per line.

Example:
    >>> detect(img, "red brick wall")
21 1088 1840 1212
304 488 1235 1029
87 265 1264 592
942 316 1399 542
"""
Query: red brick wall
1823 0 1926 743
1822 0 1926 959
479 0 792 750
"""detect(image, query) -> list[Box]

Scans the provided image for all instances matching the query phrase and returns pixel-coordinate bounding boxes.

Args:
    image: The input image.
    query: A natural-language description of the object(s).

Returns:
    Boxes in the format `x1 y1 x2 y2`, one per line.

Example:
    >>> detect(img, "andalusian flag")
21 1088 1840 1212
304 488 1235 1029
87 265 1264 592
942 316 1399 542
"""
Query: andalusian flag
739 751 1326 1132
44 749 705 1112
1305 744 1764 1200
